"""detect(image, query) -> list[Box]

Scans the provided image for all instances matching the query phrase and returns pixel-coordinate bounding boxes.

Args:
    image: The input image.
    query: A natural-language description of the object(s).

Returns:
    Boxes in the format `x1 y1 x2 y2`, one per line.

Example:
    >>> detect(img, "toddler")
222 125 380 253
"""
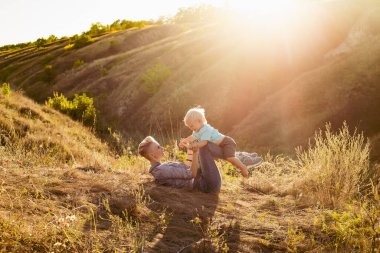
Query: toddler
179 107 249 177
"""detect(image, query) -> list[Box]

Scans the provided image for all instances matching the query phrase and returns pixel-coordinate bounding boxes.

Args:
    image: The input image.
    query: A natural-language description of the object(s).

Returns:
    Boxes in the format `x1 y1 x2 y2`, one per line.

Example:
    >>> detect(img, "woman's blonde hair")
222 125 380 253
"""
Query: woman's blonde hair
183 107 207 126
138 136 157 158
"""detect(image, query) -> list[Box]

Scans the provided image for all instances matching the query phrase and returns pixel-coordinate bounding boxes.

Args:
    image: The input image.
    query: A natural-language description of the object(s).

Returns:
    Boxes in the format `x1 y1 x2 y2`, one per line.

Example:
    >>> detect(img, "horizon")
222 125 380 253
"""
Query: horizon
0 0 309 47
0 0 226 46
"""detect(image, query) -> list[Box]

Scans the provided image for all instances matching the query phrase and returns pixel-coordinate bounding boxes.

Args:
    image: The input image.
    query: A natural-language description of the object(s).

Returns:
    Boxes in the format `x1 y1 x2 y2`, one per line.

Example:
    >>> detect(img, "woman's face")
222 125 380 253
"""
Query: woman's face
147 141 165 160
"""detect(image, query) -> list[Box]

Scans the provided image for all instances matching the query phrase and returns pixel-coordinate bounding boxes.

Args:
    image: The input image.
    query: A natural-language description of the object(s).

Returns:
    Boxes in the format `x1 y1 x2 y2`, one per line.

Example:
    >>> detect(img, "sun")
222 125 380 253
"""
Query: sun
228 0 301 25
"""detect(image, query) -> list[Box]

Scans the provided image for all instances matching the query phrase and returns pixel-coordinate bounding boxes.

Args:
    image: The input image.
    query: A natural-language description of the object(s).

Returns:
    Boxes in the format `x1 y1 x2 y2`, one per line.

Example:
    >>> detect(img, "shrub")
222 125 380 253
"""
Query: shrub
46 34 58 44
46 92 71 113
109 40 121 53
71 34 93 49
46 92 96 127
34 37 47 48
171 5 219 24
296 122 370 208
71 93 97 126
140 64 171 95
64 43 74 50
41 54 55 64
87 22 108 36
1 83 11 97
99 65 108 77
110 20 121 31
73 59 85 68
40 64 56 83
320 188 380 252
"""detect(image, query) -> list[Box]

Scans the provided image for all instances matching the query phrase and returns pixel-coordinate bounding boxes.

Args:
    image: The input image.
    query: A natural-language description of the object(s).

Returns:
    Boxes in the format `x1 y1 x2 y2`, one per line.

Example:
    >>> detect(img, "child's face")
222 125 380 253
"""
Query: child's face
186 119 203 132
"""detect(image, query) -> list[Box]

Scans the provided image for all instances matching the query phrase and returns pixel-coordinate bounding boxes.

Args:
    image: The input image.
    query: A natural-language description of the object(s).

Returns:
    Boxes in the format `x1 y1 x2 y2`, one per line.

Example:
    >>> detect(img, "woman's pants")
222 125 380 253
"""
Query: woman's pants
195 142 224 193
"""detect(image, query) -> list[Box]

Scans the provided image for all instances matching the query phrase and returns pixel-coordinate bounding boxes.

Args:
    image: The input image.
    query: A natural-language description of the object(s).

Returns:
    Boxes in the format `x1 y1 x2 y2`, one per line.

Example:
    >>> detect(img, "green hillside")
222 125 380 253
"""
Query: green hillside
1 0 380 161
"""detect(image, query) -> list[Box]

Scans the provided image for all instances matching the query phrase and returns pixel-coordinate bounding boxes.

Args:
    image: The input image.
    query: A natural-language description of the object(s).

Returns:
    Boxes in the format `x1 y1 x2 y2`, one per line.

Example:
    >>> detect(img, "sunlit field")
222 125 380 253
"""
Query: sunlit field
1 0 380 252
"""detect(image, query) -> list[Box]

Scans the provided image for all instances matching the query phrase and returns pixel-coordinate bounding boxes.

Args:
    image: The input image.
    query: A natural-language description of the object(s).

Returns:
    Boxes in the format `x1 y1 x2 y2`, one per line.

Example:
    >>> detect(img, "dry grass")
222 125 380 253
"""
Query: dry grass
1 91 380 252
295 123 371 209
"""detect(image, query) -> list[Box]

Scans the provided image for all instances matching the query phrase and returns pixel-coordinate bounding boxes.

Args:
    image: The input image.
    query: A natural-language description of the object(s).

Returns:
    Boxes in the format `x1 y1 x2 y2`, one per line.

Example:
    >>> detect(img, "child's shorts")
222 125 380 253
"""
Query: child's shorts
219 136 237 159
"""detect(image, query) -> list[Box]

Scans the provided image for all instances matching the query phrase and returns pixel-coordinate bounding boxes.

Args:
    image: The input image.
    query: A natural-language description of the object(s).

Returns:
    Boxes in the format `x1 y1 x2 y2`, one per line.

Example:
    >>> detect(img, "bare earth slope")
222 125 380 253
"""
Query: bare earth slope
1 1 380 159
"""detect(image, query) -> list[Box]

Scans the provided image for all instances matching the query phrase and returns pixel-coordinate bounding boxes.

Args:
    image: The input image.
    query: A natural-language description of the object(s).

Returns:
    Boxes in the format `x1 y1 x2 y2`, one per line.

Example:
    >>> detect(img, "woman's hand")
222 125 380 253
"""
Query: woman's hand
189 142 199 151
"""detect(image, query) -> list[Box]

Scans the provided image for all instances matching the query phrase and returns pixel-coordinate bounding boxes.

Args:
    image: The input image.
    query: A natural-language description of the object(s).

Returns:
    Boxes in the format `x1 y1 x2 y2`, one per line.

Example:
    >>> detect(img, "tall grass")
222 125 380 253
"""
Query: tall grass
296 122 370 208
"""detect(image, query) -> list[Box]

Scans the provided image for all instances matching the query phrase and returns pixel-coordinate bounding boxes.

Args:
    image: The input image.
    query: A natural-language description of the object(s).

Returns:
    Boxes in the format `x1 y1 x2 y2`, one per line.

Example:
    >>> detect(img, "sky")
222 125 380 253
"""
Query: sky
0 0 306 46
0 0 227 46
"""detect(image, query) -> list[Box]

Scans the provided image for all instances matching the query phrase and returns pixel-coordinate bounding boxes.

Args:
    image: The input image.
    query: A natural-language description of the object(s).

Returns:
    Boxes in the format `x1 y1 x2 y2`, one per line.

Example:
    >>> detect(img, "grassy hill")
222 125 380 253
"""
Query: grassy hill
1 1 380 161
1 88 379 252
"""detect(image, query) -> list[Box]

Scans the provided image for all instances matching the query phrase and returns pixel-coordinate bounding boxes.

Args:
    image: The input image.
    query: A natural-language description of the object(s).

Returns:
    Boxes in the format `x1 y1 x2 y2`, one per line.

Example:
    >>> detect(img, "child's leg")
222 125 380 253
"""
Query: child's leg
220 136 248 177
226 157 249 177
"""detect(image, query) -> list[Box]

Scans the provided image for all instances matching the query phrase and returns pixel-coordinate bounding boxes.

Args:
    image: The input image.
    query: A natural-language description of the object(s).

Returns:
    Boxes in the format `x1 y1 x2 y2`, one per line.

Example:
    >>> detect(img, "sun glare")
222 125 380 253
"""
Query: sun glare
230 0 301 25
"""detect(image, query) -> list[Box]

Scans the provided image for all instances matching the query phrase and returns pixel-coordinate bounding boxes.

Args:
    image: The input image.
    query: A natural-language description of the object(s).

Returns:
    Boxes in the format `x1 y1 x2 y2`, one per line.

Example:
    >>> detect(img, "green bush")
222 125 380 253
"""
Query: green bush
41 54 55 64
140 64 171 95
73 59 85 68
40 64 56 83
71 93 97 126
46 92 96 127
1 83 11 97
320 191 380 252
34 37 47 48
87 22 108 36
46 34 58 44
71 34 93 49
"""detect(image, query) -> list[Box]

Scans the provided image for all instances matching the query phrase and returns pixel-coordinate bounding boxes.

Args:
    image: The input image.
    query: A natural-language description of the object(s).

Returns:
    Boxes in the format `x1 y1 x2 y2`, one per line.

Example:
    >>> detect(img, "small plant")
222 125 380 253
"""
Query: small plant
64 43 74 50
285 222 306 253
140 63 171 95
40 64 56 83
187 210 229 253
220 160 241 178
73 59 85 68
108 40 120 53
1 82 11 96
320 186 380 252
99 65 108 77
41 54 55 64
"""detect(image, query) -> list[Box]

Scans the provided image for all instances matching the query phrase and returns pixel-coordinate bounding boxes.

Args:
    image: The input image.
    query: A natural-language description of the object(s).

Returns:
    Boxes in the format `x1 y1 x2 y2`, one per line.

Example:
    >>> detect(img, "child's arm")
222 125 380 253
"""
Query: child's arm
179 135 197 148
189 140 208 149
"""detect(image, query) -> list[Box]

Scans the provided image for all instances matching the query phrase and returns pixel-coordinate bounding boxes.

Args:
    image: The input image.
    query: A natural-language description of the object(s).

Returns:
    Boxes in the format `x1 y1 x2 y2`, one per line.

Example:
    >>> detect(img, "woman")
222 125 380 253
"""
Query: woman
138 136 262 193
138 136 221 192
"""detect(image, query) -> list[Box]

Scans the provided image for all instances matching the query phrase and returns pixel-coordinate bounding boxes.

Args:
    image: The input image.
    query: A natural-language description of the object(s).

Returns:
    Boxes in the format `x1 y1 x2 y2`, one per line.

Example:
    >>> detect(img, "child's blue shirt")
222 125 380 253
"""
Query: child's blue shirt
192 124 224 143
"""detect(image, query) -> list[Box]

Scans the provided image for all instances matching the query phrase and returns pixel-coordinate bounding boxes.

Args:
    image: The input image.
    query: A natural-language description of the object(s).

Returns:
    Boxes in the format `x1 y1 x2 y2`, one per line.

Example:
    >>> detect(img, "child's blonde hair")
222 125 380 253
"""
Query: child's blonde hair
183 107 207 126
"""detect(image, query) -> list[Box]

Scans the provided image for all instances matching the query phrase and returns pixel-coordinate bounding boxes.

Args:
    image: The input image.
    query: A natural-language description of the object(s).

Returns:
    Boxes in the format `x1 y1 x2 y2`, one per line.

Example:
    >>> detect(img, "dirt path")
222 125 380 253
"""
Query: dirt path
142 177 320 252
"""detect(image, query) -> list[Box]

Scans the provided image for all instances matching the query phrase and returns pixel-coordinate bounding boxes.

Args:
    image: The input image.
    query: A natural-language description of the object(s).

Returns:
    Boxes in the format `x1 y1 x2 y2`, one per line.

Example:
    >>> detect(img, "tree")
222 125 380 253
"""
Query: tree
110 19 121 31
35 37 47 48
88 22 108 36
46 35 58 43
171 5 219 24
